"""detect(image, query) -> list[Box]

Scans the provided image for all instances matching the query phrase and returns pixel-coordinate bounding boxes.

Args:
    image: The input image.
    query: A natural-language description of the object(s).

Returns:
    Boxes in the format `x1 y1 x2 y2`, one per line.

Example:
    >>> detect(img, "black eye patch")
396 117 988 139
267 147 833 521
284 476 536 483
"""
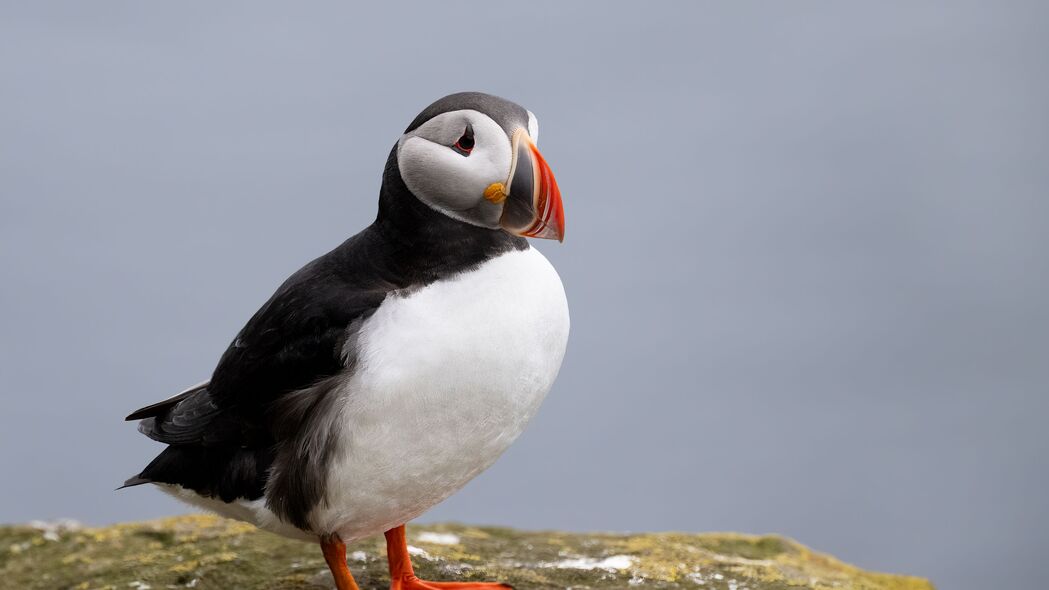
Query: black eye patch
452 124 474 156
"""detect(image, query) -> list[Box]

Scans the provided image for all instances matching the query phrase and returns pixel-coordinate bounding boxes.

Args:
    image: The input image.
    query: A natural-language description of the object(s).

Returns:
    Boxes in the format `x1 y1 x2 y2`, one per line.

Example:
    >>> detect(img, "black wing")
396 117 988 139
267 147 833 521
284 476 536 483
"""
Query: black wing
123 232 390 518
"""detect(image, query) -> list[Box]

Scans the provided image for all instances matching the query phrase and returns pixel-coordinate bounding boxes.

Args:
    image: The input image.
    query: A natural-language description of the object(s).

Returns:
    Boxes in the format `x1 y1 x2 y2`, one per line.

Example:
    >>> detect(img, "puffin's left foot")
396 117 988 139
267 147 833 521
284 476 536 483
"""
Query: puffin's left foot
385 525 514 590
320 533 361 590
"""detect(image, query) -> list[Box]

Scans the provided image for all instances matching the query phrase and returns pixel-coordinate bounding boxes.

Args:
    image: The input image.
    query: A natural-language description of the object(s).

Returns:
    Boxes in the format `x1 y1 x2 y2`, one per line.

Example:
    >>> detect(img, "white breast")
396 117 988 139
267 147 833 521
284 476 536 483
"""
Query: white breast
311 245 569 540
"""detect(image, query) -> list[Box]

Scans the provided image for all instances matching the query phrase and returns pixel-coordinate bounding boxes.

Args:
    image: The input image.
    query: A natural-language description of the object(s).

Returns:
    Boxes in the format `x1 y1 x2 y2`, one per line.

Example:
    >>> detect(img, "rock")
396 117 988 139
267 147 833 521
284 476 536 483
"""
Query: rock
0 514 933 589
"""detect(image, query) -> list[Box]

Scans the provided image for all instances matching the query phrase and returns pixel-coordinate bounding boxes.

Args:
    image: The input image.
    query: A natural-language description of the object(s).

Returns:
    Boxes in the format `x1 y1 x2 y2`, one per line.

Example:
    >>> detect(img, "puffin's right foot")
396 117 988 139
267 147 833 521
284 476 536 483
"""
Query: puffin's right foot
320 533 361 590
385 525 514 590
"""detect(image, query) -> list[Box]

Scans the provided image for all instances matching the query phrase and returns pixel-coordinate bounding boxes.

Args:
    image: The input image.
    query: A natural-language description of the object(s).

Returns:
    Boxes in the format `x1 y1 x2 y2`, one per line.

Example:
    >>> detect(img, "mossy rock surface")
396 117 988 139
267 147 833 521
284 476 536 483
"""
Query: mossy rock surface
0 515 933 590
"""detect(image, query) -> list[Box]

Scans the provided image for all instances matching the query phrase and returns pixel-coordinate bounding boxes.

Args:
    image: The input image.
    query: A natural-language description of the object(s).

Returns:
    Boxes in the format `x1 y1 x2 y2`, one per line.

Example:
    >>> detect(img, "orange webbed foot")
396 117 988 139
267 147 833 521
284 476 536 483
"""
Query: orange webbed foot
385 525 513 590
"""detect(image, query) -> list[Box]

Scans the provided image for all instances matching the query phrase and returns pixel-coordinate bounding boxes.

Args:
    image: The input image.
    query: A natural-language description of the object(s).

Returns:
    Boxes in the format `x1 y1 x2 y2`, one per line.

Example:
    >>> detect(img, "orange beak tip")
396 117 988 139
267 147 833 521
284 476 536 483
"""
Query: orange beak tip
499 129 566 242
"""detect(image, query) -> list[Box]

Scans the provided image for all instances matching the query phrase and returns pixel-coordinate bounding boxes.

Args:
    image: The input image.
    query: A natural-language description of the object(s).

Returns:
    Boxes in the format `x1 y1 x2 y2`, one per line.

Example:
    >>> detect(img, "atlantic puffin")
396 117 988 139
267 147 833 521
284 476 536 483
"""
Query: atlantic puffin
122 92 569 590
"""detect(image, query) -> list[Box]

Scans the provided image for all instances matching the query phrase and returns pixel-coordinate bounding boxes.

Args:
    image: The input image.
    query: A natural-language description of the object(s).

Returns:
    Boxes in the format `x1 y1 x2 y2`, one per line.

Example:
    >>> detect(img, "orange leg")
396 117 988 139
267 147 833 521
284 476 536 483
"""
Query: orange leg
385 524 513 590
321 533 361 590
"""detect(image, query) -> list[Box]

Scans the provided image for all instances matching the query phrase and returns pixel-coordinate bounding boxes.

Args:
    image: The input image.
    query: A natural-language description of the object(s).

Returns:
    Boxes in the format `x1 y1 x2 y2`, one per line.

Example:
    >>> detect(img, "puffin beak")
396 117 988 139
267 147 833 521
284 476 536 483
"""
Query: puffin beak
496 128 565 242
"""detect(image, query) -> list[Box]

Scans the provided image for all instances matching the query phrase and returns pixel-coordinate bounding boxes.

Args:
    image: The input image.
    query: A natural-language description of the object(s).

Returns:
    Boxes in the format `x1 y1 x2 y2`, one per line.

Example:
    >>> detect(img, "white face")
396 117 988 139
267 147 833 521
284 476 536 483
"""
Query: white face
397 109 538 228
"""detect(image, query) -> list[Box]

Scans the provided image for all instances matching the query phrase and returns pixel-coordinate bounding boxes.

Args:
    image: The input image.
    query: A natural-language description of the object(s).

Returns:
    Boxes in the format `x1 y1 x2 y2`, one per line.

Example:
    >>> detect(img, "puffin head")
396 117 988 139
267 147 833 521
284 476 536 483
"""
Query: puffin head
393 92 565 241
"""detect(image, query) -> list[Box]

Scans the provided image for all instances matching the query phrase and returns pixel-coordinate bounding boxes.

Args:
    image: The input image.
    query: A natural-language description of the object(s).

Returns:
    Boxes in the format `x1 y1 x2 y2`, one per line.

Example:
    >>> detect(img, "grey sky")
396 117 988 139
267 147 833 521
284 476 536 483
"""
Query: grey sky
2 3 1047 590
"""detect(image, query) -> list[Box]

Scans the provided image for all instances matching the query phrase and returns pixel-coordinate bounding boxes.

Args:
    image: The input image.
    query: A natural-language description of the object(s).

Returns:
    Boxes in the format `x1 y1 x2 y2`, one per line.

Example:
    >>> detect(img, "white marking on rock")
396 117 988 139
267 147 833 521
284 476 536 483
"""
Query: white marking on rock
687 572 706 585
29 519 82 541
546 555 634 571
350 550 369 562
440 562 475 576
418 532 461 545
407 545 431 558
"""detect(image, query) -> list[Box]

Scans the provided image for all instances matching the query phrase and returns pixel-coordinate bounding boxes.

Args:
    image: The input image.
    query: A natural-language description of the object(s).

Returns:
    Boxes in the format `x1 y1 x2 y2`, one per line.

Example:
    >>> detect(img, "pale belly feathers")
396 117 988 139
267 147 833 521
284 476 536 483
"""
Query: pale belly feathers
164 246 569 541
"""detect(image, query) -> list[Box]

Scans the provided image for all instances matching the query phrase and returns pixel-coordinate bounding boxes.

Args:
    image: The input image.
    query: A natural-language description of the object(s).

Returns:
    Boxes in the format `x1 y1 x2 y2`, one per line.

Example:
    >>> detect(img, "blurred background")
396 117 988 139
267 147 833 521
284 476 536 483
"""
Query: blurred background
2 2 1047 589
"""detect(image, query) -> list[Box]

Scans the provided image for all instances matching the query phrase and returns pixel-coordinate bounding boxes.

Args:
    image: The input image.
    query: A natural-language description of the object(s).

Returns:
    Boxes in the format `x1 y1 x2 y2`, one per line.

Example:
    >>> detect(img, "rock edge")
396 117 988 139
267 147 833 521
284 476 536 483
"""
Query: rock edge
0 515 934 590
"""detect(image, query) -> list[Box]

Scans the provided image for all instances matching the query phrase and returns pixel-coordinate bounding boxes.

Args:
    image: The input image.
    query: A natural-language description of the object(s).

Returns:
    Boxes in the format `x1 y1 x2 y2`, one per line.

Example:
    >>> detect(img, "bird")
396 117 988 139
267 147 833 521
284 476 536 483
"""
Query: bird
122 92 569 590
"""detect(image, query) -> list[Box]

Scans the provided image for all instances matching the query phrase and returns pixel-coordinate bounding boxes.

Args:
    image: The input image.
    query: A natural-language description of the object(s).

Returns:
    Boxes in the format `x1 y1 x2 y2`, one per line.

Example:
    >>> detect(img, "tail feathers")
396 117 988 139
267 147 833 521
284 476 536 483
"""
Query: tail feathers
117 474 152 490
120 445 270 503
125 380 209 421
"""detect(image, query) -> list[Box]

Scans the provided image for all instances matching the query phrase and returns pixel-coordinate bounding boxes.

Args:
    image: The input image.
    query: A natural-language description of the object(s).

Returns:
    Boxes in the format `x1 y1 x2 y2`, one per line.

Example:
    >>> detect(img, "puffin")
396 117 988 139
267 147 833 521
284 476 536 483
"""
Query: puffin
122 92 569 590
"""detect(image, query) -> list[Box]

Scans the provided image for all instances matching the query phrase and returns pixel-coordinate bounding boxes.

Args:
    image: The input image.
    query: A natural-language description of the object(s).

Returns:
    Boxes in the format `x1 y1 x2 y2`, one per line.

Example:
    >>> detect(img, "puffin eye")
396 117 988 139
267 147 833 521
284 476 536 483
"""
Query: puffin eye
452 125 474 156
